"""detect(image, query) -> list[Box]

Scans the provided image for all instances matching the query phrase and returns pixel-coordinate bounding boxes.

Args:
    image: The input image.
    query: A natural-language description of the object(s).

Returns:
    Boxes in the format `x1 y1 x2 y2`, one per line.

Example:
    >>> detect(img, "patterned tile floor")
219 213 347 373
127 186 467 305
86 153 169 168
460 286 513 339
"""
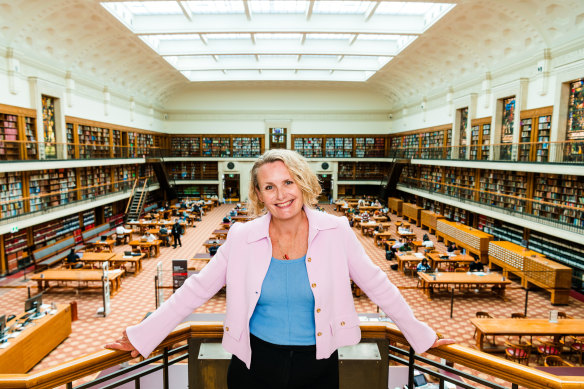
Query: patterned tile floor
0 203 582 387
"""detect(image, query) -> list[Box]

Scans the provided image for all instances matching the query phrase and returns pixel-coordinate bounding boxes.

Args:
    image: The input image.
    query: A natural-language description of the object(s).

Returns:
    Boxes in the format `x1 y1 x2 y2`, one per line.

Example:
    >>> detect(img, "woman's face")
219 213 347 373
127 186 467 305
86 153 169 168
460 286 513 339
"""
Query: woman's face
255 160 304 222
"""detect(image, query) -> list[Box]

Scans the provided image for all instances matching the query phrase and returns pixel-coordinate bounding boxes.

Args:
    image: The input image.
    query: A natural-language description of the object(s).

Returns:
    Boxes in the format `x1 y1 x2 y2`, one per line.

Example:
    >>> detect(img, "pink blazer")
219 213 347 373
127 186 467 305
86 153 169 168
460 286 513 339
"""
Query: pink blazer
127 206 436 368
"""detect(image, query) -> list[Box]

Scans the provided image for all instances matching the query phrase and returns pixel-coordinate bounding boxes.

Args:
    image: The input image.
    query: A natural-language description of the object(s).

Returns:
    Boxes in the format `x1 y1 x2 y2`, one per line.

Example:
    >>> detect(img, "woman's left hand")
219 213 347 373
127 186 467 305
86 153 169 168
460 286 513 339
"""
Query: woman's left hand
431 337 456 348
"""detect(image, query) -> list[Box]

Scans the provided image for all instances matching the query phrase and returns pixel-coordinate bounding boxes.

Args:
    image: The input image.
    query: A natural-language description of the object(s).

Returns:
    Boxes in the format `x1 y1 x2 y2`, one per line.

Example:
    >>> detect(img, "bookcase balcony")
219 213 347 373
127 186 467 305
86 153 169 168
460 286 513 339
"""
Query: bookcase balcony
388 140 584 165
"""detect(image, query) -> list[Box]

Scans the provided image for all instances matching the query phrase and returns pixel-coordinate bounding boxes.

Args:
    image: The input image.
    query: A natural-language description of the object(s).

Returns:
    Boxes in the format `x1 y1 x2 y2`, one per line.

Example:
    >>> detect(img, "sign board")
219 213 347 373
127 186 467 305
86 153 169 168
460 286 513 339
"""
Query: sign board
172 259 188 292
157 261 164 308
102 262 111 317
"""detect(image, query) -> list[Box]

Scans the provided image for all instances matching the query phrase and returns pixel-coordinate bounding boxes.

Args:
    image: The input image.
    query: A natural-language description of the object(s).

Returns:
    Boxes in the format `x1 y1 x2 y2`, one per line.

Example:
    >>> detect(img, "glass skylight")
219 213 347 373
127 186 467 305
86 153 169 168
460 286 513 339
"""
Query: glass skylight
187 1 245 14
313 1 372 14
101 0 455 82
249 0 308 14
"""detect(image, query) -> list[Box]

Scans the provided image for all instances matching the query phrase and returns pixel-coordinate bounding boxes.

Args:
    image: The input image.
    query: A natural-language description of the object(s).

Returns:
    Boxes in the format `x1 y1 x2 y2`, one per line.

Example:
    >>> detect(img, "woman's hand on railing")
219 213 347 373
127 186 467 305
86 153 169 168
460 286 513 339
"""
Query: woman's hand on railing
104 330 140 358
431 334 456 348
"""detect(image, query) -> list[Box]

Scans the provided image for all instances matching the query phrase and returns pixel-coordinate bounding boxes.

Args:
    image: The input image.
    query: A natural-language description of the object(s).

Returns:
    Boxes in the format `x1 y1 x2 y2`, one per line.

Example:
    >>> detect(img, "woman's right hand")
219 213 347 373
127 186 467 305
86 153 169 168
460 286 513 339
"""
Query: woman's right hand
104 330 140 358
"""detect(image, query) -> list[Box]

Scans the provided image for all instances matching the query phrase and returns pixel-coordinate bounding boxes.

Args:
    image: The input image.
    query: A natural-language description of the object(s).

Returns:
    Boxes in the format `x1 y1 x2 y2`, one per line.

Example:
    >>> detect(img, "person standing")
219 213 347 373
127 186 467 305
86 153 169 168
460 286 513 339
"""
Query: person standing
171 219 182 248
105 149 454 388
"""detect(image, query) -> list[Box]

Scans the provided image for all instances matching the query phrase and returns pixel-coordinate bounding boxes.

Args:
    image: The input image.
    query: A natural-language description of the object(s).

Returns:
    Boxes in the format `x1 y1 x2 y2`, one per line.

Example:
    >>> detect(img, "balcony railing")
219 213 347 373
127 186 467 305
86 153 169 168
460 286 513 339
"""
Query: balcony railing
389 140 584 164
398 177 584 233
1 139 583 163
0 178 156 223
0 322 580 389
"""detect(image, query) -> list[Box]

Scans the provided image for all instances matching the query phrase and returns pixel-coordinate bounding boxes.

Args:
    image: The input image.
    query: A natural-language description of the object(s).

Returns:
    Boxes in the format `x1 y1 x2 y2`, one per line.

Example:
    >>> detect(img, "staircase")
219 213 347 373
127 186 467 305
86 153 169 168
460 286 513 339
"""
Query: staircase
378 160 406 201
125 179 149 222
150 158 178 202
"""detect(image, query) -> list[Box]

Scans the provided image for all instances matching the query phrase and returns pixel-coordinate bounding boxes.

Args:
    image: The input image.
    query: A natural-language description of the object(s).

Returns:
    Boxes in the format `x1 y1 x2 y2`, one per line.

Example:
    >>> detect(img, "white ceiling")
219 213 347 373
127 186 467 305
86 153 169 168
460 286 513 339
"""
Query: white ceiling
1 0 584 109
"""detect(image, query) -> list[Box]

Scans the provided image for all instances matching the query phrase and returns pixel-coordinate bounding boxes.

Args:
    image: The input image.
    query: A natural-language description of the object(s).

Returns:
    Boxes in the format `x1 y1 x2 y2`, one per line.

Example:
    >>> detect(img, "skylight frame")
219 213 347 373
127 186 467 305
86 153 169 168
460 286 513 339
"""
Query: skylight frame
101 0 456 82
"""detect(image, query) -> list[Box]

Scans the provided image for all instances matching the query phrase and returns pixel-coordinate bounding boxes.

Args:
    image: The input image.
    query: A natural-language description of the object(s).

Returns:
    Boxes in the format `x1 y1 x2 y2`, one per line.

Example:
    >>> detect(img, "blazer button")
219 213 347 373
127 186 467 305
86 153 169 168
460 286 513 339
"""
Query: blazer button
307 257 312 262
316 308 321 313
311 283 316 288
317 332 322 336
225 327 229 331
340 321 345 326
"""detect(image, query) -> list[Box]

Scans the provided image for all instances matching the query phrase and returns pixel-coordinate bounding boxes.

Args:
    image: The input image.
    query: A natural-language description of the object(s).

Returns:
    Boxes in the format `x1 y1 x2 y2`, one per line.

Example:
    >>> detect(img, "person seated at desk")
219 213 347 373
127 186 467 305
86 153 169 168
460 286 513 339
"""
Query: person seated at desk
223 216 231 224
159 226 170 246
417 258 432 273
141 233 156 243
391 239 407 253
229 208 238 217
179 202 188 210
361 211 370 222
469 257 484 272
422 237 434 249
373 199 382 207
66 249 84 269
398 226 412 234
446 242 458 253
116 225 132 235
208 243 219 257
398 242 412 252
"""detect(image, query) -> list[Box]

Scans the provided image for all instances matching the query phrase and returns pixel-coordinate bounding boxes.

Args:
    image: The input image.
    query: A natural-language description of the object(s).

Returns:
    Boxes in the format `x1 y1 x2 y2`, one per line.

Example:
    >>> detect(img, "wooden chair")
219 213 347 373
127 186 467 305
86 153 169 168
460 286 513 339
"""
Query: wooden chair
536 341 562 364
565 336 584 365
404 261 417 277
544 355 574 367
557 311 573 319
505 341 531 365
473 311 494 341
509 313 527 342
454 268 467 272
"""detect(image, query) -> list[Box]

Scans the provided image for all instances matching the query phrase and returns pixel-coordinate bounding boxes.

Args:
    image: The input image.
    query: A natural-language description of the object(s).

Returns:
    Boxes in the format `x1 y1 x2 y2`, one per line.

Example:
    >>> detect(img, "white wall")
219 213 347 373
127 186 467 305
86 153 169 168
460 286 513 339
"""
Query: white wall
164 85 392 135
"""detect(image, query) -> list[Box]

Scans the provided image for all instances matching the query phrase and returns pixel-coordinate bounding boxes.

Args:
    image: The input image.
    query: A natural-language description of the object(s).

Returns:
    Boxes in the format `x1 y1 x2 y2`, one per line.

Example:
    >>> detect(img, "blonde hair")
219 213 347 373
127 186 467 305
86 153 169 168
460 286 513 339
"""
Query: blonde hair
247 149 321 216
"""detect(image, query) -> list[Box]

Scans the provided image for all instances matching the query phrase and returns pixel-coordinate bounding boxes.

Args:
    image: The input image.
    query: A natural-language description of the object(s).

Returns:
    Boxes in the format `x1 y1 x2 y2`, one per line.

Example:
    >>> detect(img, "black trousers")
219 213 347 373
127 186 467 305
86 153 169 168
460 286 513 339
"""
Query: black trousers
227 335 339 389
172 234 181 247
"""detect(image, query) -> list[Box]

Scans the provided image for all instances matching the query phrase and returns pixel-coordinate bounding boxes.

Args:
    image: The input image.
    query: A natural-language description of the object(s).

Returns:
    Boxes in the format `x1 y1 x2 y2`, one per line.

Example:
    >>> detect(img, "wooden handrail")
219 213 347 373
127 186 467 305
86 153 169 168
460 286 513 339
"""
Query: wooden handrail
391 138 584 151
135 178 149 217
0 322 581 389
124 179 139 215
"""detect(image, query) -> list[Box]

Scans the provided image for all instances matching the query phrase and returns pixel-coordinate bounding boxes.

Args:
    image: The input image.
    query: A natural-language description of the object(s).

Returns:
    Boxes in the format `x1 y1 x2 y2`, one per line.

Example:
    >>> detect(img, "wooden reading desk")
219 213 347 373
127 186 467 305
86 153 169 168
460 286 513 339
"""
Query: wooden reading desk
396 253 424 272
212 229 229 239
129 239 162 258
418 272 511 300
0 304 72 373
203 239 225 252
426 252 475 271
471 318 584 352
30 269 124 296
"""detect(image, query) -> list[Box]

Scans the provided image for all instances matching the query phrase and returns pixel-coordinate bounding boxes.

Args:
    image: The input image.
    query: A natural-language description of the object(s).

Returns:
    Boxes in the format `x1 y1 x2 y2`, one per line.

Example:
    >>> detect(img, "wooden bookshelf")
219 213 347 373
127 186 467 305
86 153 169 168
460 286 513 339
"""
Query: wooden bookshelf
387 197 403 216
0 172 24 219
24 116 37 159
82 209 95 230
532 173 584 228
0 113 20 160
3 230 28 273
293 135 387 158
232 136 262 157
469 117 491 160
436 219 493 261
202 136 231 157
420 210 445 234
176 185 219 199
338 162 390 180
478 170 528 213
518 107 553 162
402 202 422 226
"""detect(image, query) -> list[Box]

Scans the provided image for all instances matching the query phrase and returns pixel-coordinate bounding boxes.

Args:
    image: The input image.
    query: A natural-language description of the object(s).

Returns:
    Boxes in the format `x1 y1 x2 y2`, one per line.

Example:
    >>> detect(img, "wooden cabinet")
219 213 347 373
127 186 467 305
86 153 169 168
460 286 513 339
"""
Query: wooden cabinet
420 210 445 234
387 197 403 216
436 219 493 261
518 107 553 162
402 202 422 226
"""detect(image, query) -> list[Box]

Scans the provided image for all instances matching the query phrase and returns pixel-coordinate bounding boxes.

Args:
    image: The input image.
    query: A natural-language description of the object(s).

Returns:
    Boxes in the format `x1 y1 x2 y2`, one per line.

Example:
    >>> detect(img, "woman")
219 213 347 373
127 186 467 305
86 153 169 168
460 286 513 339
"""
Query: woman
105 150 453 388
417 258 432 273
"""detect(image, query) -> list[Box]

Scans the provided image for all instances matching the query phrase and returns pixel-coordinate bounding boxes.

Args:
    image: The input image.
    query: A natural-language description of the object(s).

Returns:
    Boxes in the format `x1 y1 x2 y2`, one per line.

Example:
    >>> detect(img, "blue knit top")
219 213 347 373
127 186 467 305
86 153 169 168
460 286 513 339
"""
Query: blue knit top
249 255 316 345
